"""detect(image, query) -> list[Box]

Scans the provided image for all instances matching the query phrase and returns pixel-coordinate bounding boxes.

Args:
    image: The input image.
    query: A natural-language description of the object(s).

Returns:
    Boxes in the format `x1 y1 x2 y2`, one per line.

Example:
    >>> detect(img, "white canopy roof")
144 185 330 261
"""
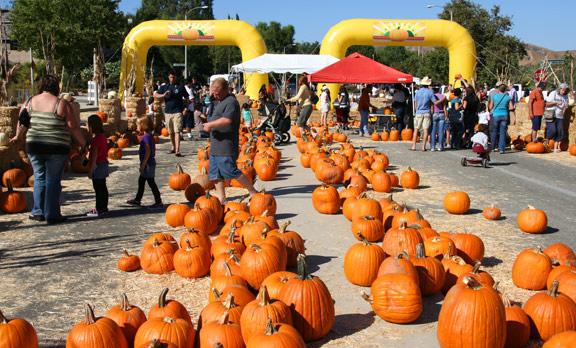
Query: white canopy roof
231 54 339 74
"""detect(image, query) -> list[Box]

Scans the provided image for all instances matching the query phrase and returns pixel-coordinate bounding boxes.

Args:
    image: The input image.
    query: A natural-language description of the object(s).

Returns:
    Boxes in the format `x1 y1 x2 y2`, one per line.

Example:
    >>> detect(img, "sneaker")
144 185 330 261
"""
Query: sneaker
445 144 451 149
431 148 436 152
438 148 443 152
500 151 505 154
86 209 100 217
126 199 141 206
147 202 164 210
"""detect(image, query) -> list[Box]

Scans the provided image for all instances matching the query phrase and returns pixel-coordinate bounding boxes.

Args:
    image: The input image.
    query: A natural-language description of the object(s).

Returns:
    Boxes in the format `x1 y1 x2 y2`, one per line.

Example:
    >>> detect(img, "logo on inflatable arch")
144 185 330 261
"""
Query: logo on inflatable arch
373 22 425 42
167 21 215 41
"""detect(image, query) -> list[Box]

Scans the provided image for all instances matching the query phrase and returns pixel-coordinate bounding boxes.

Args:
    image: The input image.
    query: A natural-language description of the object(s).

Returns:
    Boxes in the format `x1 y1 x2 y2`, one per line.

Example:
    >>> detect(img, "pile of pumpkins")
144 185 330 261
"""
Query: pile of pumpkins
511 134 576 155
0 161 33 213
371 127 415 142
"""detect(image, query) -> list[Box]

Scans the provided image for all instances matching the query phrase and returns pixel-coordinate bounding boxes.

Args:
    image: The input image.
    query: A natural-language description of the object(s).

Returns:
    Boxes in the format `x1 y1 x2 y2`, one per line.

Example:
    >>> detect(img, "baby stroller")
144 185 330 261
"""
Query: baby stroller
251 101 291 145
460 143 490 168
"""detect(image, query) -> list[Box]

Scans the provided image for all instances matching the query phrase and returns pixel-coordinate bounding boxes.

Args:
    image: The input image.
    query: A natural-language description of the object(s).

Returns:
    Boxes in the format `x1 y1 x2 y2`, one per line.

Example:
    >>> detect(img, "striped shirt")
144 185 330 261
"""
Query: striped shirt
26 98 70 155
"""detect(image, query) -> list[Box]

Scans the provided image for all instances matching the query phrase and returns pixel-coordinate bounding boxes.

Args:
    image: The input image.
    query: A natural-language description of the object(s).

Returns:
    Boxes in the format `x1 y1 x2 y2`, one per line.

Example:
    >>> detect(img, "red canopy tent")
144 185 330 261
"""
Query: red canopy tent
308 52 413 83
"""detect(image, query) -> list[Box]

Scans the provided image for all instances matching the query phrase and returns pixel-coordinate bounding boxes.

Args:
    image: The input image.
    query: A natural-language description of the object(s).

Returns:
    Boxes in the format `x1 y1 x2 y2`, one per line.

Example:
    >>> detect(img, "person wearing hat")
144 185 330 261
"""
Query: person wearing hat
411 76 436 151
528 81 547 141
545 83 570 152
488 82 513 154
320 84 331 126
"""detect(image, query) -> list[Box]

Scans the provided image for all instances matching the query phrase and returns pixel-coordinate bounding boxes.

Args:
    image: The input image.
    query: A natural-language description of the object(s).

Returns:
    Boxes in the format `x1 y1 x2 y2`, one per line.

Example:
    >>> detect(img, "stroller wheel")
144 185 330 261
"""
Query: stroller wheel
273 133 282 145
281 132 291 143
482 158 489 168
460 157 467 167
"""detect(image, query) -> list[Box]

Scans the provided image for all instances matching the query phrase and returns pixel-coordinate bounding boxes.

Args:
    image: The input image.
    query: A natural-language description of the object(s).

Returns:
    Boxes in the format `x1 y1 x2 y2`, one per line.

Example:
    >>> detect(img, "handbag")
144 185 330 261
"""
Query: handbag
18 97 33 128
543 108 555 122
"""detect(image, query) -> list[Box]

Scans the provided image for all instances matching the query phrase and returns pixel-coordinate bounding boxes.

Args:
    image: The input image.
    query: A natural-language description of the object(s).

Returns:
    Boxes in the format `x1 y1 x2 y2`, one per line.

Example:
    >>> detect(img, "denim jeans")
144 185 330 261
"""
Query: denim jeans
28 153 68 219
450 122 463 149
394 106 406 131
430 112 445 150
492 116 508 152
359 109 370 135
546 118 563 142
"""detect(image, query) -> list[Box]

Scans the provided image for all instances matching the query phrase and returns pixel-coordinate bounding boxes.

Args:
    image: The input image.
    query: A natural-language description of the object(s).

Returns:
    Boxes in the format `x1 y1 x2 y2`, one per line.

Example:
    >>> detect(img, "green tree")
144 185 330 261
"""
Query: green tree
438 0 526 85
346 45 376 59
10 0 125 89
416 48 450 84
255 21 295 53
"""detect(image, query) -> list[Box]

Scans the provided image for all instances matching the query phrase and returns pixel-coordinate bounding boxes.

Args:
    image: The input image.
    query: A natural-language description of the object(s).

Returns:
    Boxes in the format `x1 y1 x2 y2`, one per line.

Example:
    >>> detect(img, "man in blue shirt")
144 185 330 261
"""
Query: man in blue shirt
154 71 189 157
411 76 437 151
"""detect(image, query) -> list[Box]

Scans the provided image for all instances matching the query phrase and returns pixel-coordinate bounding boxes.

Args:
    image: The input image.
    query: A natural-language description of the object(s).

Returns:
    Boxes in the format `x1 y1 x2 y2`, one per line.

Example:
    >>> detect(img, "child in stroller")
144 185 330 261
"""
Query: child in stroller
251 100 291 144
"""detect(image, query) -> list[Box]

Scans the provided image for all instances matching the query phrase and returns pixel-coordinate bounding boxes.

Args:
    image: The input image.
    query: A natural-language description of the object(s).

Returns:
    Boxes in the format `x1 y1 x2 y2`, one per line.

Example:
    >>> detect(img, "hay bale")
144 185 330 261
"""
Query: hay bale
125 97 146 118
153 98 165 133
0 106 18 136
99 98 122 131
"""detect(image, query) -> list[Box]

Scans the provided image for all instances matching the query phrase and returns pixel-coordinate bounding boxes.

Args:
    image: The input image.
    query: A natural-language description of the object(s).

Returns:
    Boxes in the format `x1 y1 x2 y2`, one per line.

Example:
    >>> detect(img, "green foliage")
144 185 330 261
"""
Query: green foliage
10 0 125 75
439 0 526 85
255 21 296 53
346 45 376 59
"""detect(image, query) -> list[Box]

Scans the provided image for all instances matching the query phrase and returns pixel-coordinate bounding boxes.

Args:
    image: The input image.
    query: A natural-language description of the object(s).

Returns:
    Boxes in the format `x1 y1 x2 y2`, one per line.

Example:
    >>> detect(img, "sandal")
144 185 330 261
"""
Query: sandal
166 150 175 154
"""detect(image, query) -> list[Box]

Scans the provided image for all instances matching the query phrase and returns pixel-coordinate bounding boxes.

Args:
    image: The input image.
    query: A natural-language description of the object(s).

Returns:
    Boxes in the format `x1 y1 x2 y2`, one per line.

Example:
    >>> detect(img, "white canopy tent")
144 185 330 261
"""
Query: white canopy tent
231 54 339 74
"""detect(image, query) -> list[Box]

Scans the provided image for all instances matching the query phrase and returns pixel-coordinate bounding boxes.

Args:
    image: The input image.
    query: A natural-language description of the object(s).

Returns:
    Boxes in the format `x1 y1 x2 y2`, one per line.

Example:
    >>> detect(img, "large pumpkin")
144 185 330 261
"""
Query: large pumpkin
133 317 196 348
523 281 576 341
512 247 552 290
411 243 446 296
165 203 191 228
148 288 192 324
543 331 576 348
0 309 38 348
437 277 506 348
400 167 419 189
502 296 531 348
246 319 306 348
67 303 128 348
518 205 548 234
363 273 422 324
249 189 277 217
544 243 576 266
198 311 244 348
449 233 485 265
140 238 176 274
344 234 387 287
443 191 470 215
277 255 335 341
173 240 211 278
0 178 27 213
312 184 340 214
105 293 147 346
240 243 284 290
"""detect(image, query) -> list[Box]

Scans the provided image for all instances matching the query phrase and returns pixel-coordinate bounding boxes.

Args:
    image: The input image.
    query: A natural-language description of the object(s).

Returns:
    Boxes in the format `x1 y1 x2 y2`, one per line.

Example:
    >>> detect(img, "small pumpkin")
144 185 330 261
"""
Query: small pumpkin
502 295 531 348
168 164 191 191
148 288 192 324
140 238 176 275
67 303 128 348
105 293 147 346
118 249 141 272
344 233 387 287
133 316 195 348
443 191 470 215
411 243 446 296
482 203 501 220
184 183 205 204
198 311 244 348
400 167 419 189
250 189 277 217
165 203 191 228
0 178 27 213
173 239 211 278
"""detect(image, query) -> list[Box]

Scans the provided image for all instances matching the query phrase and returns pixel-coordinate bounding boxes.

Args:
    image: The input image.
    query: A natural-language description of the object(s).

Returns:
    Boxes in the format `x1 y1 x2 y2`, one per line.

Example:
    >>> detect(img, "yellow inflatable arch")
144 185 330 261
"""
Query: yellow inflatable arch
119 20 267 101
320 19 476 92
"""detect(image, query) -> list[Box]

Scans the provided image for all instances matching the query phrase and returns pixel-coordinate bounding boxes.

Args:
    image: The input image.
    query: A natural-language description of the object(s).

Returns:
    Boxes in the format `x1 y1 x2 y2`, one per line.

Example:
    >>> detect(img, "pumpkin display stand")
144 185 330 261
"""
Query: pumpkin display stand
125 96 146 118
508 104 575 147
0 106 25 173
99 98 122 133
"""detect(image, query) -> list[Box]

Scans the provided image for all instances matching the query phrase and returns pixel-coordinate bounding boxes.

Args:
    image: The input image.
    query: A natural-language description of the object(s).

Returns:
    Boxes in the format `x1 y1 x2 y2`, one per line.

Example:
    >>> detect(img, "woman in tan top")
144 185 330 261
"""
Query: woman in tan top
289 74 316 137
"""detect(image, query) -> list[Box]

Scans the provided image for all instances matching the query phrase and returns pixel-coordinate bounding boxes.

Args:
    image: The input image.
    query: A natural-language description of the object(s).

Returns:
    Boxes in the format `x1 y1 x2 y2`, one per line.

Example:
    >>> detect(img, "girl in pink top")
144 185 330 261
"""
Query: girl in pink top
86 114 109 217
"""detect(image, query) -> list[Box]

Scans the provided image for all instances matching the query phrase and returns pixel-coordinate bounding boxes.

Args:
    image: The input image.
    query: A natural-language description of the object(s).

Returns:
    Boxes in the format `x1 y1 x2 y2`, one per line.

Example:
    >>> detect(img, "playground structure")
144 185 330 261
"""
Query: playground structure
119 18 476 102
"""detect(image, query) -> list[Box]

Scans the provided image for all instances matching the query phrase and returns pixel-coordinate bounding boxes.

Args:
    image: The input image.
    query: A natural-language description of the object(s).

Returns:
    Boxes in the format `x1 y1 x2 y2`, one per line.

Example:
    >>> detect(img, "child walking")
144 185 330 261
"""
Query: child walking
241 103 253 131
86 115 109 217
126 115 163 210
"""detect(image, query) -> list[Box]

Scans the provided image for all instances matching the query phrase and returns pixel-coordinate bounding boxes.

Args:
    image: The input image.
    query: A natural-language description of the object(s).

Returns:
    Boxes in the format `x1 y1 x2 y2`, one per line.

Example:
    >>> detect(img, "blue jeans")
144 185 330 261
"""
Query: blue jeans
28 153 68 219
546 118 563 142
492 116 508 152
359 110 370 135
450 122 463 149
394 106 406 131
430 112 445 150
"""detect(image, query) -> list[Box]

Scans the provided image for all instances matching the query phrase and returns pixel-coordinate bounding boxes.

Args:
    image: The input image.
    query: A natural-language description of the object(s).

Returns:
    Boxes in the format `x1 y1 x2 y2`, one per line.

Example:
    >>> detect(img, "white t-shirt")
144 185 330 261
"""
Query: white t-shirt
471 132 489 149
478 111 490 125
546 90 568 119
185 85 195 111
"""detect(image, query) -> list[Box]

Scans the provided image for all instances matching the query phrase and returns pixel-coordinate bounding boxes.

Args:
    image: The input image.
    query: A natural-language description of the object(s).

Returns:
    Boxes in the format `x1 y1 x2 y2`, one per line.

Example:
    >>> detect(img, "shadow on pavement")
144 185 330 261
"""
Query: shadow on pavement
541 226 560 234
489 161 517 166
308 312 376 347
269 184 318 196
481 256 504 267
275 213 298 220
305 254 336 273
466 208 483 215
413 292 444 324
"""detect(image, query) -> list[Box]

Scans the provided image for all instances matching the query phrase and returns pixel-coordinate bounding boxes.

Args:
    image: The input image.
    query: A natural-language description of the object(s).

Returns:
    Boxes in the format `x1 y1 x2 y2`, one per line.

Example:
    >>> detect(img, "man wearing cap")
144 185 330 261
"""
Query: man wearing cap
528 81 547 141
545 83 570 152
411 76 436 151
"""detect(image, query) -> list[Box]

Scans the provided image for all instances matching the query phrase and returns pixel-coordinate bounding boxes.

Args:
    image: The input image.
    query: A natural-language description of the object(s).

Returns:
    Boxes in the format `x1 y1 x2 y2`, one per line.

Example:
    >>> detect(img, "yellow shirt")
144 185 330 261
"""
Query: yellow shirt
289 85 312 106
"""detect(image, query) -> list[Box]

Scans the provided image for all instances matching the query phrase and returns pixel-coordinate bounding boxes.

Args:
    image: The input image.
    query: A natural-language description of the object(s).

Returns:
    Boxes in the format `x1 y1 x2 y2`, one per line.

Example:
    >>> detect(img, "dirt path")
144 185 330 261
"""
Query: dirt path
0 133 573 347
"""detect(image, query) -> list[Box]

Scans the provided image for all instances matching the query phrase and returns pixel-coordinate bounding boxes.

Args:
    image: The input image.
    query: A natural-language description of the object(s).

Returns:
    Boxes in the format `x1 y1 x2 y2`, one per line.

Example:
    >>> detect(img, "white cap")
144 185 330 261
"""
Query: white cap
322 85 329 90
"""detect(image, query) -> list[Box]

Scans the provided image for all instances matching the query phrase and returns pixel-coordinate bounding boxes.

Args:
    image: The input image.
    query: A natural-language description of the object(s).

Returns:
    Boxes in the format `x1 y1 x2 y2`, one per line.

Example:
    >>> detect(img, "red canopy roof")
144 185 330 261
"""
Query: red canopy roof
309 52 413 84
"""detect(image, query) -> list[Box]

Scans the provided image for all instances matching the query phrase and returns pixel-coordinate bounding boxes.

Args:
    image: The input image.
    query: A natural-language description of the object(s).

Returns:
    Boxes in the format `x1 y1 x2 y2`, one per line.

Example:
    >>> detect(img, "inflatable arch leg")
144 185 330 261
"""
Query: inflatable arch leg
319 19 476 104
119 20 267 102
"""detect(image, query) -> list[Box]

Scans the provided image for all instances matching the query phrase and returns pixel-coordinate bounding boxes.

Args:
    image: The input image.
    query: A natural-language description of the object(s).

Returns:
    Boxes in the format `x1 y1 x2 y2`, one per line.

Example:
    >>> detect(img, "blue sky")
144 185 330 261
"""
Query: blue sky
119 0 574 52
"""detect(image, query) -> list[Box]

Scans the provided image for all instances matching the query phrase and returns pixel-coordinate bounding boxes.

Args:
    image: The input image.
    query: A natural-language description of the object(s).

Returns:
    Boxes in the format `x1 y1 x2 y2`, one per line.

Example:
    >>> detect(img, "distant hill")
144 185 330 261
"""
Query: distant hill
400 44 575 67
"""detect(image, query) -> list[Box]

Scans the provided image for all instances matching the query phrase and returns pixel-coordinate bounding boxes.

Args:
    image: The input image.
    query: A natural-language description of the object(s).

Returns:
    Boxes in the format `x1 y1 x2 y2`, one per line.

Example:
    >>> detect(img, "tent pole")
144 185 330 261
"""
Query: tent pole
411 83 415 118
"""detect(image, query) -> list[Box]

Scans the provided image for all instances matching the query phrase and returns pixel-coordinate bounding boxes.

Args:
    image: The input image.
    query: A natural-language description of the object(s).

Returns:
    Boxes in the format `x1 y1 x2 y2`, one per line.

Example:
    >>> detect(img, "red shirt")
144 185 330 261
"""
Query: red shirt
529 89 545 116
90 133 108 163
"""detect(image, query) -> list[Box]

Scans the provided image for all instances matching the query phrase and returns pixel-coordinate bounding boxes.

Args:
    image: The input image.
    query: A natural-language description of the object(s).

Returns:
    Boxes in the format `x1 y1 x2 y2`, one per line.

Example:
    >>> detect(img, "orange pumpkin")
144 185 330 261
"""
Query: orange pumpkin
443 191 470 215
0 309 38 348
67 303 128 348
400 167 419 189
517 205 547 234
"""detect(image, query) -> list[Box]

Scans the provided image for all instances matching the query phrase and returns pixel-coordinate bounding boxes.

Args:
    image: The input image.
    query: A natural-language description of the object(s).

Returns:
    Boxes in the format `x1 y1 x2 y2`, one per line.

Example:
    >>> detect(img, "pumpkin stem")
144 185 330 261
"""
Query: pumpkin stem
217 310 230 325
226 227 236 243
185 239 197 251
261 209 269 217
259 228 269 239
462 276 483 290
120 293 130 311
416 243 425 258
360 291 373 303
230 254 241 266
363 215 374 221
443 244 453 260
153 238 160 248
0 310 8 324
212 288 222 301
122 248 131 258
223 292 238 309
258 285 271 306
396 251 410 260
471 261 482 274
502 295 513 308
548 281 560 297
83 302 96 325
223 262 232 277
250 244 263 253
213 343 224 348
279 220 291 234
225 248 236 256
264 318 278 335
158 288 169 308
163 316 176 323
296 254 313 280
357 232 371 246
176 163 184 174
